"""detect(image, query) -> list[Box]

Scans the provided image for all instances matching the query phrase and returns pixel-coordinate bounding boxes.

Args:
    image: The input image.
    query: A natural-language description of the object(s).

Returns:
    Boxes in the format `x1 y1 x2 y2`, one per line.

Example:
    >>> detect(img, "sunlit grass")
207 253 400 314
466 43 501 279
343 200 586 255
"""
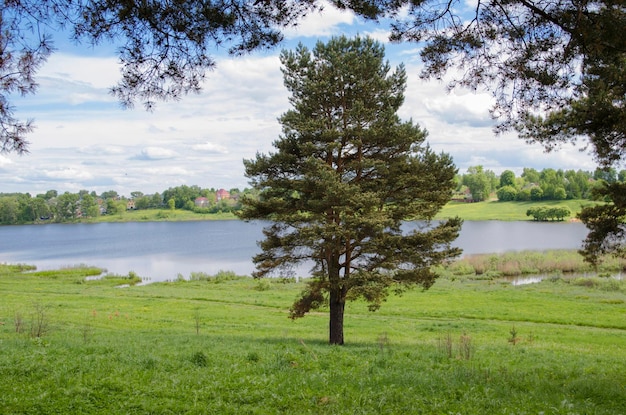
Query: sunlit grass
1 262 625 414
85 208 237 223
436 199 598 221
72 199 601 223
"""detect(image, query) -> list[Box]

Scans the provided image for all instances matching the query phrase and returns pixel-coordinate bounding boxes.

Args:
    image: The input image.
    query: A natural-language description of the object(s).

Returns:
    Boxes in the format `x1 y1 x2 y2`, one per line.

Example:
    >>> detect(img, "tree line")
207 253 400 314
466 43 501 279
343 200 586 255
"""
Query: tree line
526 207 572 222
2 165 623 225
0 186 256 225
457 166 626 203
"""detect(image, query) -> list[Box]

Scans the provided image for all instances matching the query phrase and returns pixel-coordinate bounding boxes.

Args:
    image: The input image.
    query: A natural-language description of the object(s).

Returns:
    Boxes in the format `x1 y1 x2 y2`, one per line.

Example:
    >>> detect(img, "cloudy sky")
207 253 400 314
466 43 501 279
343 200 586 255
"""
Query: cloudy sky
1 2 597 197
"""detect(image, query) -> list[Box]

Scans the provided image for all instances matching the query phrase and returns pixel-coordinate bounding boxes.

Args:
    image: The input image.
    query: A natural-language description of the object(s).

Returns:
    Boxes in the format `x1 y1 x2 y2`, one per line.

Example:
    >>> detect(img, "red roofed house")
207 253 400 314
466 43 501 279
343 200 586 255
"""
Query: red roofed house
216 189 230 202
194 197 209 208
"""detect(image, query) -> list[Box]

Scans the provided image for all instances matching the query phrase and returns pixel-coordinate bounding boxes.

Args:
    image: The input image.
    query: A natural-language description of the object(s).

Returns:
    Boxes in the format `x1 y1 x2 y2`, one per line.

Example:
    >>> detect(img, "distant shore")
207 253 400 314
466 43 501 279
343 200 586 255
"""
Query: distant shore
19 199 597 225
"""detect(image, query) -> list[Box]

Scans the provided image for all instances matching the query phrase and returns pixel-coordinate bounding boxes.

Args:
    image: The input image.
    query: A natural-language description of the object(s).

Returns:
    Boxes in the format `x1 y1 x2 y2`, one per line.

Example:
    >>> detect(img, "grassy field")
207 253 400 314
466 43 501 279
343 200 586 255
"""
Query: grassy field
84 209 237 223
1 264 625 414
66 199 596 224
435 199 597 221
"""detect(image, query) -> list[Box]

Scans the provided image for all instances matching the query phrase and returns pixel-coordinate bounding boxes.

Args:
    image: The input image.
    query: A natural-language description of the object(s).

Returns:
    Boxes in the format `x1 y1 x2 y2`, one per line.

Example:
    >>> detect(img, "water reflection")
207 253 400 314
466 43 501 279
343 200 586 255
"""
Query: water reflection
0 220 592 282
505 272 624 286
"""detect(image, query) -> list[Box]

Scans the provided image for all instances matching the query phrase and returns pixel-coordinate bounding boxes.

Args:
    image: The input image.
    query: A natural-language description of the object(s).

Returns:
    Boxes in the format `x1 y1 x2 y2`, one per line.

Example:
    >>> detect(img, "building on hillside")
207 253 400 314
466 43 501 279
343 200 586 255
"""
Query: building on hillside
216 189 230 201
451 187 474 203
195 197 209 208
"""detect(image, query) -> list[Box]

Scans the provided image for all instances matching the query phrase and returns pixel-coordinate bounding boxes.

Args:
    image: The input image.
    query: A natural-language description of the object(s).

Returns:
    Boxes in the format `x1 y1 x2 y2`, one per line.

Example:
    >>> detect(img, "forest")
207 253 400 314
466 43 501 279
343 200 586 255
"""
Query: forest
0 166 623 226
456 166 626 202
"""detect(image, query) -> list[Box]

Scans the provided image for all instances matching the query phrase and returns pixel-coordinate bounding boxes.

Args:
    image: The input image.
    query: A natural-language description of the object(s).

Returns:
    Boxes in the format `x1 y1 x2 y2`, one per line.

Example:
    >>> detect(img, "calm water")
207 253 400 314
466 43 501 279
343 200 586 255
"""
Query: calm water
0 220 590 281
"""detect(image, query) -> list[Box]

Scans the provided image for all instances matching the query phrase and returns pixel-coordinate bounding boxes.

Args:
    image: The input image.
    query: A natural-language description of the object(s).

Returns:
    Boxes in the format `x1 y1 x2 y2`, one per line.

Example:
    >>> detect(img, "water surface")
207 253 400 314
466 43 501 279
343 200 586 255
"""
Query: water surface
0 220 590 281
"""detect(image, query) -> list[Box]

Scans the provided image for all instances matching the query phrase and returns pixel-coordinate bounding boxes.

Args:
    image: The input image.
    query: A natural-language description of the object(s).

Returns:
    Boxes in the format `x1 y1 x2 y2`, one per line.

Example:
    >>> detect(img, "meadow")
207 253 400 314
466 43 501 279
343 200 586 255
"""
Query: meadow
88 208 237 223
76 199 595 223
435 199 597 221
1 262 625 414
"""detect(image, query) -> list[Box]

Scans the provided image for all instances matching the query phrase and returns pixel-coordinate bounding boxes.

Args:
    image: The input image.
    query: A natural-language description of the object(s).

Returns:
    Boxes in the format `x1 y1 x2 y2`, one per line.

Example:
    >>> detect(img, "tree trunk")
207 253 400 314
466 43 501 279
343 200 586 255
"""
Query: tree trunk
329 286 345 345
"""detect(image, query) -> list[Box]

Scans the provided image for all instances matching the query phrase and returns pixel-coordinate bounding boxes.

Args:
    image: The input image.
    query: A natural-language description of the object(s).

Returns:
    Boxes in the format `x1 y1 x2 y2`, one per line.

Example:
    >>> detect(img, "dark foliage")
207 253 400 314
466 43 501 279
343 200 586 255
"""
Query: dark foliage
239 36 462 344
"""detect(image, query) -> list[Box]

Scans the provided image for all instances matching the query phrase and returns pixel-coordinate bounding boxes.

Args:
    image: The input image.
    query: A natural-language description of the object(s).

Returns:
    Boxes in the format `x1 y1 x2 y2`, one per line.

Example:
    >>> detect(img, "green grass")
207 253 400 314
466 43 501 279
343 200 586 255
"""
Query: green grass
436 199 597 221
85 209 237 223
1 263 625 414
68 199 599 224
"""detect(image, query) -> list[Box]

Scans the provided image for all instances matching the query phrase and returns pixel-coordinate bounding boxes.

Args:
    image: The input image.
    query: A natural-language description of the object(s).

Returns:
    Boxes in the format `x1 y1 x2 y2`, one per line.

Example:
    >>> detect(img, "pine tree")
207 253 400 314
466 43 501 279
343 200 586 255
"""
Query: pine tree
239 36 462 345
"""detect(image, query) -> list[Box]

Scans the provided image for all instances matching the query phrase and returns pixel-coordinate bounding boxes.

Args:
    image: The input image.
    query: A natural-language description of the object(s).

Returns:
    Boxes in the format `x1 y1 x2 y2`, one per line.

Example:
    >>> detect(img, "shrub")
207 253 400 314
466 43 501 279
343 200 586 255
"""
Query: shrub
446 261 476 276
185 270 246 283
496 185 517 201
189 272 211 281
530 187 544 200
29 303 50 338
156 211 169 219
254 279 272 291
516 188 532 201
571 278 600 288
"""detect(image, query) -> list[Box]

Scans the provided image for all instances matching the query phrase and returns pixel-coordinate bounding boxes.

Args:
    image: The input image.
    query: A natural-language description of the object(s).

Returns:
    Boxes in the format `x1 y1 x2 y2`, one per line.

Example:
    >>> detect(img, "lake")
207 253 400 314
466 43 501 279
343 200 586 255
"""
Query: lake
0 220 590 282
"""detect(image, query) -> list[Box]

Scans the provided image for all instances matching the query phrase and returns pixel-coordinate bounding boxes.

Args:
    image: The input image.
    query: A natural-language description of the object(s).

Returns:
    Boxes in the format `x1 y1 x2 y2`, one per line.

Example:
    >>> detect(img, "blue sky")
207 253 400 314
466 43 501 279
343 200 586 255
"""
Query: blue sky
1 2 597 197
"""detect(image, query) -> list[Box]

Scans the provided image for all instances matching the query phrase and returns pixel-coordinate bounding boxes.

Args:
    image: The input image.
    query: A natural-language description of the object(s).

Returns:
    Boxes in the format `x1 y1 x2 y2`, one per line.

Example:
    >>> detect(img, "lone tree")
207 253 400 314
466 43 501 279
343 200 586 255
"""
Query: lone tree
238 36 462 345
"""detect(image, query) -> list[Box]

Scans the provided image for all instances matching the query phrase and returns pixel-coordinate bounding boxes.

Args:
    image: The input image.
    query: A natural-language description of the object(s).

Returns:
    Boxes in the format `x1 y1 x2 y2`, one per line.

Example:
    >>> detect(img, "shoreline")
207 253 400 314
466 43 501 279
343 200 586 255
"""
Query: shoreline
1 199 598 226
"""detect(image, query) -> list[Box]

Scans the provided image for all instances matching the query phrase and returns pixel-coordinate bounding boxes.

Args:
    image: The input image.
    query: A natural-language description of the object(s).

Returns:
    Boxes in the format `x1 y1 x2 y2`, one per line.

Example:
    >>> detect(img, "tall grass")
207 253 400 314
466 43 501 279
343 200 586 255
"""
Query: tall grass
437 249 626 278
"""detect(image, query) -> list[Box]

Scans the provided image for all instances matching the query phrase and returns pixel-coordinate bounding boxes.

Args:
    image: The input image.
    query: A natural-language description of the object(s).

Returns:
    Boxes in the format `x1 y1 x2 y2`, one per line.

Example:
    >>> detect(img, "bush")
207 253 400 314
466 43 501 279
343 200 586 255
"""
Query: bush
496 185 517 201
446 261 476 276
516 188 532 201
254 279 272 291
530 187 544 200
189 272 211 281
213 270 243 282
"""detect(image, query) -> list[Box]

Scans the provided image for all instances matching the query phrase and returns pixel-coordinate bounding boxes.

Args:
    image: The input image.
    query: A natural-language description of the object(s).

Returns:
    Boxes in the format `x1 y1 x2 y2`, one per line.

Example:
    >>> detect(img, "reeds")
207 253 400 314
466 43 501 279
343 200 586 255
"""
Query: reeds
439 249 626 278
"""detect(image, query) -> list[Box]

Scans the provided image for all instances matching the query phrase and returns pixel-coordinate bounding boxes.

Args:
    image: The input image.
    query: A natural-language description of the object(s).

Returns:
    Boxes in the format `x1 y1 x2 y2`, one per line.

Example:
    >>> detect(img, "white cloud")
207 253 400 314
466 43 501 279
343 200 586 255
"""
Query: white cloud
133 147 178 160
39 53 120 89
143 166 190 176
0 155 13 168
44 166 94 181
78 145 126 155
191 141 229 154
364 28 392 43
284 1 356 38
423 92 494 127
2 12 599 197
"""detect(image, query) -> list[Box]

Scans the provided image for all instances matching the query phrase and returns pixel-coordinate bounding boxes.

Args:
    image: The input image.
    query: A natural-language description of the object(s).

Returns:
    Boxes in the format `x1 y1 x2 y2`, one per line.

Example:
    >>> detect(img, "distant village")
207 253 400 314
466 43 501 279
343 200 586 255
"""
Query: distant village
0 185 256 225
1 165 624 225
